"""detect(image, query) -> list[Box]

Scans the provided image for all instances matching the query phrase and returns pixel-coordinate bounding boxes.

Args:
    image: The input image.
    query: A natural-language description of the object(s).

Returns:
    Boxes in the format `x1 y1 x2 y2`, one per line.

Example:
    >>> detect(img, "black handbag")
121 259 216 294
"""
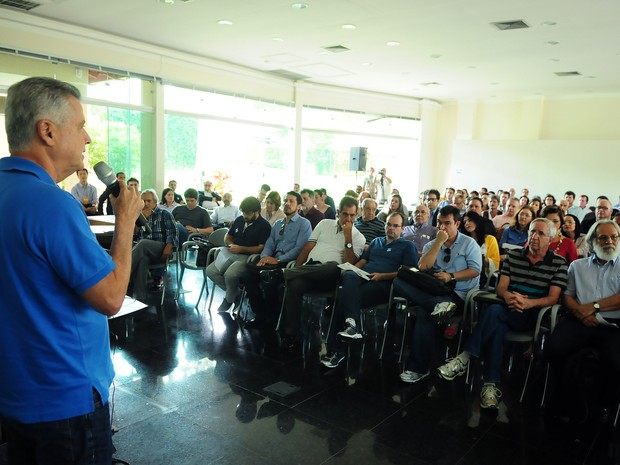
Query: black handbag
397 265 456 296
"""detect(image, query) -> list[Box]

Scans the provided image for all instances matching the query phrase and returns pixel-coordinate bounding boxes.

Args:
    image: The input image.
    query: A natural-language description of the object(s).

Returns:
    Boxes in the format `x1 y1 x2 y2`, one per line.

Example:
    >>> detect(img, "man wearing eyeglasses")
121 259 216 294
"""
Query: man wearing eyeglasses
242 191 312 328
395 205 482 385
437 218 567 409
402 204 437 254
581 196 615 234
321 212 419 368
547 219 620 420
425 189 441 227
278 196 366 348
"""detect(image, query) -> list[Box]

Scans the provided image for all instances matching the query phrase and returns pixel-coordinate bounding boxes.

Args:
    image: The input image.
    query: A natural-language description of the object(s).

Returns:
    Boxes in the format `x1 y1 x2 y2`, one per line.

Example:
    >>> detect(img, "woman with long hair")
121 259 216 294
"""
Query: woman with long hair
377 194 408 222
160 187 178 213
562 213 589 258
499 206 534 251
261 191 286 226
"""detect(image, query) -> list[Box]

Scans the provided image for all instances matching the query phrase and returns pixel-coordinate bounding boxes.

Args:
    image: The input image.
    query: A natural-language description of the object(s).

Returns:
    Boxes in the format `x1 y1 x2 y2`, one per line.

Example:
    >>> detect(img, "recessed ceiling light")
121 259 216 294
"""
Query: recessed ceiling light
361 62 372 66
546 40 560 46
272 37 283 42
291 3 308 9
159 0 174 4
217 20 233 25
541 21 557 26
342 24 356 30
386 41 400 47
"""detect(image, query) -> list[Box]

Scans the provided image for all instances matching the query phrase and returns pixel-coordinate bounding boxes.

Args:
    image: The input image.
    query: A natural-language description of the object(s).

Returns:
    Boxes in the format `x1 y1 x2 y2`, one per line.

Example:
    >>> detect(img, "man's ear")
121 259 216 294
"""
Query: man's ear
36 119 56 146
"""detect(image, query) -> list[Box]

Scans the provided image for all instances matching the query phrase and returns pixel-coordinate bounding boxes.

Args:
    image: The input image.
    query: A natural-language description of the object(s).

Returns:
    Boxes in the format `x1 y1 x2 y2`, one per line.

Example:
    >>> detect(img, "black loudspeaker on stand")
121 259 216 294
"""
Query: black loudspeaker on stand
349 147 367 172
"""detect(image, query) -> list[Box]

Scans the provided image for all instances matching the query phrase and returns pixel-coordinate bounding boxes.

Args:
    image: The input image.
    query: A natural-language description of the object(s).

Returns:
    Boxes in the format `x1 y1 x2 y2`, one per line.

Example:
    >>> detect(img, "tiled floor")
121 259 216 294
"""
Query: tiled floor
2 267 619 465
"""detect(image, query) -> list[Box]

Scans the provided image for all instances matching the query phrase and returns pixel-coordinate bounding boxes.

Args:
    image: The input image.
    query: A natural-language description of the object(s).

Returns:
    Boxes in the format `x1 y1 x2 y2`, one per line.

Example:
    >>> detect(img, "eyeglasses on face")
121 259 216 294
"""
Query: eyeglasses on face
597 234 619 242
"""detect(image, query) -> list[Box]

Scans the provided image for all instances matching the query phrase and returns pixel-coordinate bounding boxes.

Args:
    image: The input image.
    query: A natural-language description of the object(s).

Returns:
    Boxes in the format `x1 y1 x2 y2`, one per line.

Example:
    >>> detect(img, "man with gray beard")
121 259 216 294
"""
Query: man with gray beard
547 219 620 418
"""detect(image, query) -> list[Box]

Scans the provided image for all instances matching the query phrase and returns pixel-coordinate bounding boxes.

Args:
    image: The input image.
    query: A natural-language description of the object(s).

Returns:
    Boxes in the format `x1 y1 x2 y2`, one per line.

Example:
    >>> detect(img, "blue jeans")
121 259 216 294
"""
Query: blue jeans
464 303 538 383
2 389 113 465
393 278 462 373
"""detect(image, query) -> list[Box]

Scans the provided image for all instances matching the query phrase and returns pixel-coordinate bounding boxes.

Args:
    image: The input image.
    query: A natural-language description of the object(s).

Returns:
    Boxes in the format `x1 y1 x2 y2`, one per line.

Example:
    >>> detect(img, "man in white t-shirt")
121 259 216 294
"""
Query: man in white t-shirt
278 196 366 347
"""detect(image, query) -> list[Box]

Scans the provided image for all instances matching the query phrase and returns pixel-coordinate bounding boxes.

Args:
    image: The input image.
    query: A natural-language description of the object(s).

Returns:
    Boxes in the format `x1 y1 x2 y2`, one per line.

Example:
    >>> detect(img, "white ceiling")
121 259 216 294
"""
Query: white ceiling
9 0 620 102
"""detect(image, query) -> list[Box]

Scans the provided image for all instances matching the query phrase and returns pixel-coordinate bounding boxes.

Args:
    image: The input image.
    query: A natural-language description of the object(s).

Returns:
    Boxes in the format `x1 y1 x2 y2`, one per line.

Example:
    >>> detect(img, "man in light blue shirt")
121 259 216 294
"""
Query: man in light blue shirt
242 191 312 328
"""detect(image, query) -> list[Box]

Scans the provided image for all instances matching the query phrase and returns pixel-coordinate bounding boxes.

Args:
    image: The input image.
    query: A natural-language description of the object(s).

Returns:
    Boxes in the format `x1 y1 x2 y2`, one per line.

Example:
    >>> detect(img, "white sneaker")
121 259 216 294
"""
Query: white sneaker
437 357 468 381
399 370 430 384
430 301 457 324
480 384 502 409
338 318 362 339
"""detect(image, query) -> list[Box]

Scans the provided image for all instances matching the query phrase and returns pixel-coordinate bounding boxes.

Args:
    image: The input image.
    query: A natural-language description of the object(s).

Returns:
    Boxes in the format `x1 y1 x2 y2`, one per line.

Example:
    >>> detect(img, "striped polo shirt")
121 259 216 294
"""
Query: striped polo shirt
354 217 385 244
502 247 568 298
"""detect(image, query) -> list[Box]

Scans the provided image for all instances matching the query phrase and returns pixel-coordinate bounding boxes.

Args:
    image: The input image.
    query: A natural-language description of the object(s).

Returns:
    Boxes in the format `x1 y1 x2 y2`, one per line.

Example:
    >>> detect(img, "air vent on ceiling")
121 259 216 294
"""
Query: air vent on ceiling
0 0 41 10
268 69 311 81
322 45 351 53
491 20 530 31
555 71 581 77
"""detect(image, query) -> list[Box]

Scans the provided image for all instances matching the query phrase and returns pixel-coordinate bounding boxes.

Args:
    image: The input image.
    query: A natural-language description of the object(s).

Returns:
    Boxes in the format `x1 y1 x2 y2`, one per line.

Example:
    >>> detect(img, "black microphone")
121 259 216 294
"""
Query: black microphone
93 161 151 234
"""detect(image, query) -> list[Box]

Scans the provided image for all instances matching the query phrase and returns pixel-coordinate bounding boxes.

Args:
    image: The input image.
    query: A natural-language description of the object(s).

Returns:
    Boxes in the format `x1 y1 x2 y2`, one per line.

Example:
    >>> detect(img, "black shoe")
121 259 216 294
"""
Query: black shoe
260 268 284 285
279 334 297 349
217 299 233 313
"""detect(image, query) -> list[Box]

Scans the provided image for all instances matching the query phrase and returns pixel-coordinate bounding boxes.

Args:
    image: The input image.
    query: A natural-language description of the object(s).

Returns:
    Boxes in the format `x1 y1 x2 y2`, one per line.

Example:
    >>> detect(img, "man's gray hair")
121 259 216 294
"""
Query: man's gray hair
585 219 620 251
530 217 556 238
361 198 377 209
5 77 81 153
142 188 159 203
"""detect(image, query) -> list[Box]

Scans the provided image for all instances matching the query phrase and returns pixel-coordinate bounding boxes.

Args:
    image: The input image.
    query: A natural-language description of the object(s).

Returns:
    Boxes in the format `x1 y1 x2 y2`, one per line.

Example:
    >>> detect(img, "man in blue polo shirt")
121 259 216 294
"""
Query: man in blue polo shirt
322 212 419 368
0 77 143 464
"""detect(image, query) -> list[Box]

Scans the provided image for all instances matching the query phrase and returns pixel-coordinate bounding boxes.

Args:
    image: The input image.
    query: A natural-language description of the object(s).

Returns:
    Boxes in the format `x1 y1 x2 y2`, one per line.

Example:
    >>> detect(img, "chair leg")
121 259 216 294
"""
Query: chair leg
519 356 534 403
398 312 410 365
540 362 551 407
206 281 216 316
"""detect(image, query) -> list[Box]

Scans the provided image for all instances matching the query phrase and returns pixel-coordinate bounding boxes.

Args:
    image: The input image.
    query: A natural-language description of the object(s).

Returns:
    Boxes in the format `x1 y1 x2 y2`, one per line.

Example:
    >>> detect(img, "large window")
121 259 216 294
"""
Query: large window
164 85 294 199
301 107 421 206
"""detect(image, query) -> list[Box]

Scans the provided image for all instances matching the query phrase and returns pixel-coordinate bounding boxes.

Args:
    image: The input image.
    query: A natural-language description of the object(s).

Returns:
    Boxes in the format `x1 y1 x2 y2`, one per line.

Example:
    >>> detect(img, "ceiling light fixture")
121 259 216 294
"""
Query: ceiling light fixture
272 37 283 42
341 24 356 30
291 3 308 9
217 20 233 25
386 41 400 47
541 21 557 26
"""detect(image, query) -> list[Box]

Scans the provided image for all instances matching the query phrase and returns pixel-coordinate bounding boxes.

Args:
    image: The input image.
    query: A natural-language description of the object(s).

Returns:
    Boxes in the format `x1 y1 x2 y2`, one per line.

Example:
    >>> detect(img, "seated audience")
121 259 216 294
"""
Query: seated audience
499 206 534 251
394 206 482 384
242 191 312 328
377 193 408 222
544 194 556 207
541 206 579 264
582 196 614 234
160 187 179 213
562 213 588 258
210 192 240 229
437 218 567 409
261 191 286 226
547 220 620 420
198 180 221 209
257 183 270 207
278 196 366 347
299 188 325 229
425 189 441 226
461 197 496 236
462 211 500 287
166 180 184 204
529 197 542 217
70 168 98 215
322 212 419 368
130 189 179 300
206 196 272 313
127 177 140 192
314 189 336 220
570 194 589 221
321 188 337 212
354 198 385 246
402 204 437 254
484 194 501 220
172 188 214 243
519 195 529 207
492 197 519 232
97 171 125 215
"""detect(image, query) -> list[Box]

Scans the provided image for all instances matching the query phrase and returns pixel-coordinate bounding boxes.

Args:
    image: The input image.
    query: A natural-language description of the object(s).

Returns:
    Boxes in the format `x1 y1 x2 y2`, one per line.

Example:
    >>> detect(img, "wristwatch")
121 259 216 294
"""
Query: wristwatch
593 302 600 313
450 273 456 281
345 242 353 249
